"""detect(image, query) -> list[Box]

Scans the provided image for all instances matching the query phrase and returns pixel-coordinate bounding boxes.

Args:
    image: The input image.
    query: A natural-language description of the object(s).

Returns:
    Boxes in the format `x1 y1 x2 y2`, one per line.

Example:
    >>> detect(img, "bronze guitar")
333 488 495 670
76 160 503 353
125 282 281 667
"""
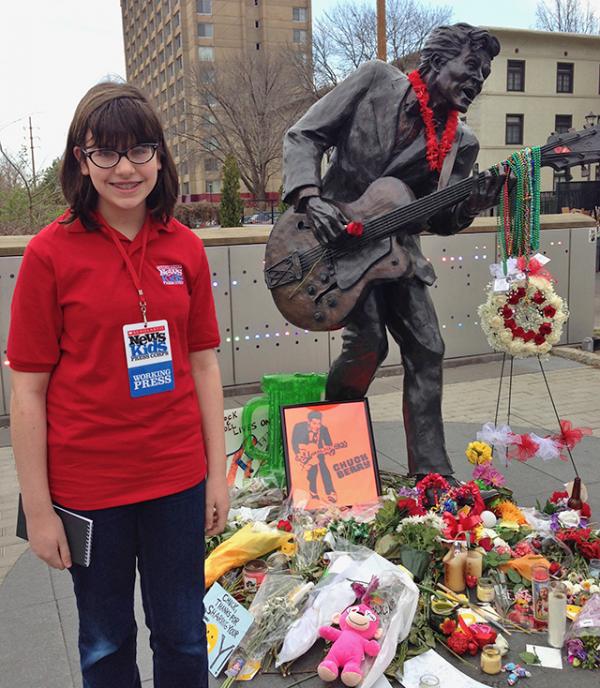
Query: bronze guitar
264 126 600 331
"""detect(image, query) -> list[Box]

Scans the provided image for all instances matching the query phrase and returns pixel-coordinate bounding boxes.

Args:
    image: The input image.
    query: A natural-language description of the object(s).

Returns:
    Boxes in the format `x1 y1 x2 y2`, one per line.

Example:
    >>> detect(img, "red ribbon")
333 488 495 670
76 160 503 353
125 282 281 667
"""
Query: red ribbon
516 256 553 282
554 419 592 451
508 433 539 462
442 511 481 540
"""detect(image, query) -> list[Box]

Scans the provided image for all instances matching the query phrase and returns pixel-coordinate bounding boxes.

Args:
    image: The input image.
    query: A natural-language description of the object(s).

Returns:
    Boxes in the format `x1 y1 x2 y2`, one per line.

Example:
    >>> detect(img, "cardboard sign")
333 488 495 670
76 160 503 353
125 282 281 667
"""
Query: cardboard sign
204 583 254 677
224 406 269 487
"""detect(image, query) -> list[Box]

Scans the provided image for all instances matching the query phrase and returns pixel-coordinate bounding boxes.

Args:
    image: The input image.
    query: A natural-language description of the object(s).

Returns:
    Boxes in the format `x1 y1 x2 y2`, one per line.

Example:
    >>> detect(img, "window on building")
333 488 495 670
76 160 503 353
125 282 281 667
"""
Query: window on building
176 55 183 71
556 62 573 93
205 157 219 171
293 7 307 22
168 62 175 79
158 49 165 63
505 114 523 145
256 42 260 50
180 160 189 175
177 77 184 94
183 181 190 195
206 180 222 194
174 11 180 27
198 46 214 61
506 60 525 91
197 0 212 13
174 34 182 50
554 114 572 134
255 20 259 28
293 29 307 44
198 23 213 38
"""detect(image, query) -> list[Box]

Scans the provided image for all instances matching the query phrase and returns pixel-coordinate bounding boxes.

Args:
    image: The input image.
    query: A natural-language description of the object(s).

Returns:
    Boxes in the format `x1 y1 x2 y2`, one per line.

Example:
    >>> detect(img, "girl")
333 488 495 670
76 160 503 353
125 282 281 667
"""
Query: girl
8 82 229 688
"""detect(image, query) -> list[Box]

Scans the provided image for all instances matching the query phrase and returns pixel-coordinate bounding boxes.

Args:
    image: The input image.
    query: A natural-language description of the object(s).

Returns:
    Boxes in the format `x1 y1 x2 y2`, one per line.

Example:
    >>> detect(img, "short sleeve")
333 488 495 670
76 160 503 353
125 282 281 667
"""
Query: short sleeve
187 241 220 352
7 244 63 372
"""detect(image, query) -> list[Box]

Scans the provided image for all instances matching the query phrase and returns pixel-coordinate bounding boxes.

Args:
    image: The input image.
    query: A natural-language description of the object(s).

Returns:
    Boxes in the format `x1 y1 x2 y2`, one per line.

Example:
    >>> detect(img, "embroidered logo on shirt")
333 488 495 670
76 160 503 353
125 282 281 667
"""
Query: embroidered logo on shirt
156 264 184 285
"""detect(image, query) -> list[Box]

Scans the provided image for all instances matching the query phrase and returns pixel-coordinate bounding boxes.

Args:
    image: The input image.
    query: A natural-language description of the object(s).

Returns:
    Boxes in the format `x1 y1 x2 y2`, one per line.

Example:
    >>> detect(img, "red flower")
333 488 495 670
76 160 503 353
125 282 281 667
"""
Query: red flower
532 291 545 304
549 561 562 576
578 540 600 561
277 519 292 532
581 502 592 519
447 631 469 655
514 326 526 339
517 287 526 298
465 575 478 589
478 537 494 552
504 318 517 330
501 305 513 318
539 322 552 336
550 491 569 504
507 292 520 305
543 305 556 317
440 618 457 636
397 497 426 517
523 330 536 342
534 333 546 345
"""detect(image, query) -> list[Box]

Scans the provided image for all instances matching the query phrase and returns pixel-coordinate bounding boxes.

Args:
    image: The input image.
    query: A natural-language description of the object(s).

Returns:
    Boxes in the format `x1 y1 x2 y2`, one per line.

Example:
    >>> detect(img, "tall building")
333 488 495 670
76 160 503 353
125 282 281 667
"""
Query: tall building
467 27 600 191
120 0 312 201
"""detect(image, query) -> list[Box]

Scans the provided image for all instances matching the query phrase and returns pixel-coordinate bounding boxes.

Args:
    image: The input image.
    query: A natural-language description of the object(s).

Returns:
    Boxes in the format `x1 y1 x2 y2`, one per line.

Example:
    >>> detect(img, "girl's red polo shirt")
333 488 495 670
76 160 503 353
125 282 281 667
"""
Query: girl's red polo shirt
8 211 220 510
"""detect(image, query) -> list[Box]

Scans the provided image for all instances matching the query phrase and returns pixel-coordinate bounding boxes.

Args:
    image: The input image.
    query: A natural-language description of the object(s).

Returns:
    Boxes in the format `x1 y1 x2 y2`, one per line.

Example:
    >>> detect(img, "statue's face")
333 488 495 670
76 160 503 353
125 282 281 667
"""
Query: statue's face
433 44 491 113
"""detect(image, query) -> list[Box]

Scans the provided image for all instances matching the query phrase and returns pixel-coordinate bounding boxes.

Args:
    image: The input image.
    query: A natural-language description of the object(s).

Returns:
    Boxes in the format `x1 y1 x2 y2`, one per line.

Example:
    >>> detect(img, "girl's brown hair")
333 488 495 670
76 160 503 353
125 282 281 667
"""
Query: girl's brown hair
60 81 179 230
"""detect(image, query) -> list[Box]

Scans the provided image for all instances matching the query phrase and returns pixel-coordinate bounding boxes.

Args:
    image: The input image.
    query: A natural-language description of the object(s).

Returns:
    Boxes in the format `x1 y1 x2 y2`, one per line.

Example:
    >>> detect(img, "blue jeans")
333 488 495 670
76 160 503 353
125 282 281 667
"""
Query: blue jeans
65 482 207 688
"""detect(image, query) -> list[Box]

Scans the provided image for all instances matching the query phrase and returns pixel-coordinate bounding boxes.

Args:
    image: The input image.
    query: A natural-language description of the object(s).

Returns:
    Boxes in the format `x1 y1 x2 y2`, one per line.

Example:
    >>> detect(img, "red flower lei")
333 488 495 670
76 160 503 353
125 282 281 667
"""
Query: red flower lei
407 70 459 172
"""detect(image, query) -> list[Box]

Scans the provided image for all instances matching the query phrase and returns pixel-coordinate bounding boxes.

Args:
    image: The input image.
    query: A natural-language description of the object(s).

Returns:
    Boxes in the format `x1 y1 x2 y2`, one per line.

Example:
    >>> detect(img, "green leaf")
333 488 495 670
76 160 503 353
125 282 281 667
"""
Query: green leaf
506 568 522 584
519 651 541 665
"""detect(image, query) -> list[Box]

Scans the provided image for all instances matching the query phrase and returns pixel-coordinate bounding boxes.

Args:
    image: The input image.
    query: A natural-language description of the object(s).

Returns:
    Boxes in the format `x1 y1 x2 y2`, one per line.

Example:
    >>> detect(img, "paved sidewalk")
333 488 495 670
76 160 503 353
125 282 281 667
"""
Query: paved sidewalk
1 353 599 687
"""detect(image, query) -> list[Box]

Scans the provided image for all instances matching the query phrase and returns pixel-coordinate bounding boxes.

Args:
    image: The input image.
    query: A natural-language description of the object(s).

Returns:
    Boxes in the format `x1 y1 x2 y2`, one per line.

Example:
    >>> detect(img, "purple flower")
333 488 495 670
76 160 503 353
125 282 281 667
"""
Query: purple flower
397 487 419 499
472 463 506 487
566 638 587 661
550 513 561 532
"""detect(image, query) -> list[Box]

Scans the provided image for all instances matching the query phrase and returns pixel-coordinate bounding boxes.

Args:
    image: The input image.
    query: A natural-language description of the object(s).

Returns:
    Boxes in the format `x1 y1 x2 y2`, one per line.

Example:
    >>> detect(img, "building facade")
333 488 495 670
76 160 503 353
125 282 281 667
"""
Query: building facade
466 27 600 192
120 0 311 201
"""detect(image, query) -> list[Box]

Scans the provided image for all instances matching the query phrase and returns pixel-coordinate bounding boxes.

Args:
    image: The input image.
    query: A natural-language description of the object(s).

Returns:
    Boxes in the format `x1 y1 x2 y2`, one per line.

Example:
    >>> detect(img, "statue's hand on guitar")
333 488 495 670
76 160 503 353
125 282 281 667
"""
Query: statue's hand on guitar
305 196 348 246
461 169 509 216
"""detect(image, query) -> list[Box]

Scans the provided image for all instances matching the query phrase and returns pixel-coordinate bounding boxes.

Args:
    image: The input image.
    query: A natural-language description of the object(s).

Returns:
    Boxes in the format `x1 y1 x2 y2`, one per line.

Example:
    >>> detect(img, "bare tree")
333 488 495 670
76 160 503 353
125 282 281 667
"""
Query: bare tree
313 0 452 88
535 0 600 33
183 50 312 200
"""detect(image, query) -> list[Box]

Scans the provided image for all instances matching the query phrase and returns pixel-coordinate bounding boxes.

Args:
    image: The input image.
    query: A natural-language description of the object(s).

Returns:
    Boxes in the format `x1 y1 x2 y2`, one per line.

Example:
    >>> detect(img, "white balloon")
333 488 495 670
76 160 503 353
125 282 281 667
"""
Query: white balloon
481 510 497 528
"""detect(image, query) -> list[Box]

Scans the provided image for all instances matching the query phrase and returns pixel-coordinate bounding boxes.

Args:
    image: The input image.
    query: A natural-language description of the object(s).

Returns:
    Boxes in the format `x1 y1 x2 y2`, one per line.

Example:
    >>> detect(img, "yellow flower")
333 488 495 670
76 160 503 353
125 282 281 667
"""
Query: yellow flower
465 441 493 465
303 527 327 542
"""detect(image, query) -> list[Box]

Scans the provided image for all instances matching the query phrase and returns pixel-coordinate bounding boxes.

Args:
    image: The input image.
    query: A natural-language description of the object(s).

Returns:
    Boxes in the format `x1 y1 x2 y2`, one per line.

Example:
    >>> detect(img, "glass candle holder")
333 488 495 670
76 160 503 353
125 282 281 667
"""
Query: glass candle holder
477 577 495 602
480 644 502 674
548 581 567 648
418 674 440 688
589 559 600 579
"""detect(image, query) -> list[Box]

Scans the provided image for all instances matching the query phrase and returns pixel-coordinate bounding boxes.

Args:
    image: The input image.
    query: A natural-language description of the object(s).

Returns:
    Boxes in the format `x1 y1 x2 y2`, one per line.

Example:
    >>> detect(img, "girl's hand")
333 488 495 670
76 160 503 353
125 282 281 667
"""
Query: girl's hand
205 473 229 537
26 509 72 570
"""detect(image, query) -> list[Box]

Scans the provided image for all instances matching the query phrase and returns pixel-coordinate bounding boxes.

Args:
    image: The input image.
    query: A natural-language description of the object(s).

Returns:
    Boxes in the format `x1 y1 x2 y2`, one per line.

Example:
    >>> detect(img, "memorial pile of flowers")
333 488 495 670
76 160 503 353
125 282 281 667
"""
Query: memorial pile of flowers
205 438 599 684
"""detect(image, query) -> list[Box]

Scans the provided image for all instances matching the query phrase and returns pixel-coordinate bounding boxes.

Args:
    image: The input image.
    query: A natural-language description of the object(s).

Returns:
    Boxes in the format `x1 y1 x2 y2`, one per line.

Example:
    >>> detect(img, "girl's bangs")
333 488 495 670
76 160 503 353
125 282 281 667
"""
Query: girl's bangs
86 97 162 149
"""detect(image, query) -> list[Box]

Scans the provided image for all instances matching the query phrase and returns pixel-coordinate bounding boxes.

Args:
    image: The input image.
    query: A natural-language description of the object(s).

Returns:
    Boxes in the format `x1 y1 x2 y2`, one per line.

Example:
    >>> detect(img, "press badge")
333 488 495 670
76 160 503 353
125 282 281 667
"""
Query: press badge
122 320 175 398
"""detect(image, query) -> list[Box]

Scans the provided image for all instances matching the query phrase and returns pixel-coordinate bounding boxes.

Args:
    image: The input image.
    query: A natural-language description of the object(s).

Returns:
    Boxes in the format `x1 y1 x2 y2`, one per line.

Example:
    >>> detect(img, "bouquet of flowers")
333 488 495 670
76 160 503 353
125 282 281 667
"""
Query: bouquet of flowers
565 593 600 670
224 572 314 684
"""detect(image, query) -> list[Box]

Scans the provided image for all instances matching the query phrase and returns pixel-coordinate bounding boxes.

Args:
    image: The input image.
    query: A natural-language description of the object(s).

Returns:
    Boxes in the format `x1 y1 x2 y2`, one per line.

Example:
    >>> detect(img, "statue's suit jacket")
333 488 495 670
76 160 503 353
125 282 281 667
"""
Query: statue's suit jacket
282 60 481 286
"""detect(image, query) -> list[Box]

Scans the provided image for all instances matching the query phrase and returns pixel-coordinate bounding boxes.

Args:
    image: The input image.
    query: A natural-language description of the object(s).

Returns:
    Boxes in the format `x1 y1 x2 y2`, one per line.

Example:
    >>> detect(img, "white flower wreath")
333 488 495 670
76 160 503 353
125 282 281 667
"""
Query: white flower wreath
478 275 569 358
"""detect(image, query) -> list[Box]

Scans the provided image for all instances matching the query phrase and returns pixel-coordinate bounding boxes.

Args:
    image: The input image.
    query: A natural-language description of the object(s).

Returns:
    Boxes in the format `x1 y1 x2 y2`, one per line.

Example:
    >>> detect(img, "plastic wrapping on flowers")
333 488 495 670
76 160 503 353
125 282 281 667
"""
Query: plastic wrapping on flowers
565 593 600 670
226 572 314 680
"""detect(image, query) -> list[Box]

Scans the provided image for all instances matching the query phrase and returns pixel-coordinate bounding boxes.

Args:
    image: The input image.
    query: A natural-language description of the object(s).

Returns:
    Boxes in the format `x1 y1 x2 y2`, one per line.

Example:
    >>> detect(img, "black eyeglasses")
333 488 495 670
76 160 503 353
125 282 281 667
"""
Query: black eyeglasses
80 143 159 169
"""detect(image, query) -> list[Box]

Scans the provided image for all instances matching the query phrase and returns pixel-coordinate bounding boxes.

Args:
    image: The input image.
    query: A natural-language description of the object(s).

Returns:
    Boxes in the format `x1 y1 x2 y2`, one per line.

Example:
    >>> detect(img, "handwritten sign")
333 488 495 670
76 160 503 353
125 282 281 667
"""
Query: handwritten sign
204 583 254 677
224 406 269 488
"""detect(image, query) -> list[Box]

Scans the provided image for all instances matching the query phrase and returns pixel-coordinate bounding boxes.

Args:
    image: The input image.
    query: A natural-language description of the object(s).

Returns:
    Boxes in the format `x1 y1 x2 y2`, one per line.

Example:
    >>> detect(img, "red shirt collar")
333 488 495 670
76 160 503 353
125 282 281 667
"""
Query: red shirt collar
65 210 175 234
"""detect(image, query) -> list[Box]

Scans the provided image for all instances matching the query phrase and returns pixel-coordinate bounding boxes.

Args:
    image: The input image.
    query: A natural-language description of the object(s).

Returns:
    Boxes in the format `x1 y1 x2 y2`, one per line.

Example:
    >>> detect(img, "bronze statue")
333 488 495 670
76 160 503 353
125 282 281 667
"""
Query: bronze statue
267 24 506 483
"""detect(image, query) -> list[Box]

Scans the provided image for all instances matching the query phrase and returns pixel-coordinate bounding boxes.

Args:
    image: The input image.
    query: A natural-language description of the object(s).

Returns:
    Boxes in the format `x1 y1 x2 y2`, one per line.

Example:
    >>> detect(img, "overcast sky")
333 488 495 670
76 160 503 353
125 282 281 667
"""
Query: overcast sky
1 0 597 171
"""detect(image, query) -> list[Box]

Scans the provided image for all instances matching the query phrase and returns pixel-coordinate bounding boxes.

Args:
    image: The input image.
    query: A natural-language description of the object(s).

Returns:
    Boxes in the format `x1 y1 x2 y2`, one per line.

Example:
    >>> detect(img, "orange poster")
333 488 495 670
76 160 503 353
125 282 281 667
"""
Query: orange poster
281 400 380 510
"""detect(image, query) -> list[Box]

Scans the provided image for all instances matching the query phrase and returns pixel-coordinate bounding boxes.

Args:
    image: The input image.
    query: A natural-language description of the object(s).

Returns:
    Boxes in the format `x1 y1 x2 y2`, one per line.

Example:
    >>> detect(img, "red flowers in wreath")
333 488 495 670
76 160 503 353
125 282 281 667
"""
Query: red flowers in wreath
502 288 553 346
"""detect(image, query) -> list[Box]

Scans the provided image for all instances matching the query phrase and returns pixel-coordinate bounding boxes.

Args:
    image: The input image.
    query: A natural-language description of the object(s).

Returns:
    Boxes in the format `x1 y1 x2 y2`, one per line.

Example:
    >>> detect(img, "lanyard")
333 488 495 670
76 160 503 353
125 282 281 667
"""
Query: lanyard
106 224 150 326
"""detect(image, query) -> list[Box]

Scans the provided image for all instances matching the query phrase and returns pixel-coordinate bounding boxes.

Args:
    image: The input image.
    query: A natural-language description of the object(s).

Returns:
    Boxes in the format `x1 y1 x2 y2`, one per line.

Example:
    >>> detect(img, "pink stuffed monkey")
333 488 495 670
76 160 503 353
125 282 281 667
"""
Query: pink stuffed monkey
318 603 382 687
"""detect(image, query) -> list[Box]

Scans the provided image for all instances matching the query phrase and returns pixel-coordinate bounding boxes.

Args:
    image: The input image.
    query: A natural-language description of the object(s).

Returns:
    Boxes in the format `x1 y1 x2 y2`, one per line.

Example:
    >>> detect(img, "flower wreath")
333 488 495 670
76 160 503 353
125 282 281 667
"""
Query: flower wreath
416 473 450 509
479 274 568 358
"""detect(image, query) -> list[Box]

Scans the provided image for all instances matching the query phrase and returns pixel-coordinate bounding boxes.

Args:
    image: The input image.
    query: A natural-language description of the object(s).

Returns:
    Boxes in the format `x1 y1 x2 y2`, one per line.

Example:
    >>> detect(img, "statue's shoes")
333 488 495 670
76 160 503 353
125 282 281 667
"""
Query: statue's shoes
412 473 462 488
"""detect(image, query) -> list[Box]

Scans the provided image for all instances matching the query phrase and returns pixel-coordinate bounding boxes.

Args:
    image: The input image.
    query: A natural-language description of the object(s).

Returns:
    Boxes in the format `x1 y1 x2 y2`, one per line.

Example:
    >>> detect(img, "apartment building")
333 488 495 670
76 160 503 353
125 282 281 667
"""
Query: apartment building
120 0 311 200
467 27 600 191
